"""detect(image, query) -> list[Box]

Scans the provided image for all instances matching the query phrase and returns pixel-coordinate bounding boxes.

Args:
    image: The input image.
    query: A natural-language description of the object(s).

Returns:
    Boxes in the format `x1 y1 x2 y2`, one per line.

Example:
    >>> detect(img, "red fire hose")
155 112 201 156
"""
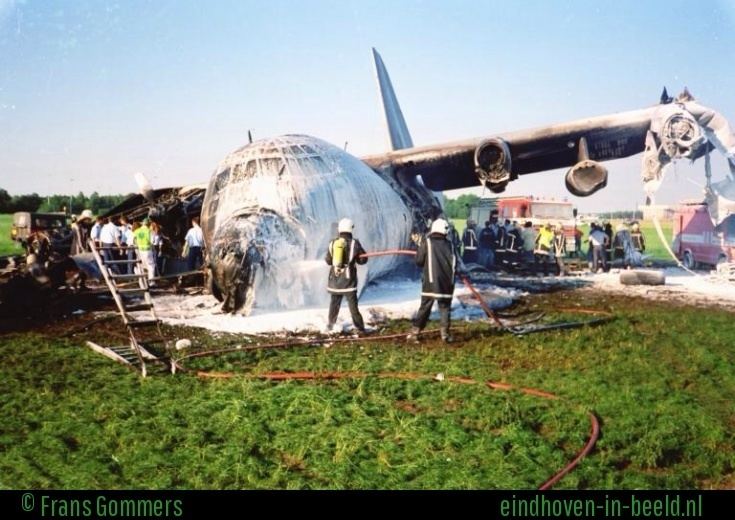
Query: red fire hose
359 249 507 327
171 248 602 488
174 354 598 490
359 249 418 259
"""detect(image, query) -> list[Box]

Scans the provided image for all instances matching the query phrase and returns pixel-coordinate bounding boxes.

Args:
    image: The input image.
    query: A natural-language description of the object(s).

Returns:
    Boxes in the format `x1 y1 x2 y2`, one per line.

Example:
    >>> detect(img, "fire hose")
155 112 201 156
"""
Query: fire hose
168 248 608 488
359 249 612 333
172 352 599 490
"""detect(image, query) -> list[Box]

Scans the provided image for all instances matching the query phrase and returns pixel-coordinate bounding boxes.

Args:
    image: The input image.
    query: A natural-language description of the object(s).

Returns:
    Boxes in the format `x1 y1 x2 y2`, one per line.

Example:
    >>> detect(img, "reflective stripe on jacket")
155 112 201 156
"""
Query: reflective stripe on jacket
325 234 367 293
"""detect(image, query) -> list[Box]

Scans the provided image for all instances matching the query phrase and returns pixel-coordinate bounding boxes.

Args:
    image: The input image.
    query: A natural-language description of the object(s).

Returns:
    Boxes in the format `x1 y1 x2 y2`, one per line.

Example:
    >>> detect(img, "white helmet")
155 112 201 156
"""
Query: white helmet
338 218 354 234
80 209 94 220
430 218 449 235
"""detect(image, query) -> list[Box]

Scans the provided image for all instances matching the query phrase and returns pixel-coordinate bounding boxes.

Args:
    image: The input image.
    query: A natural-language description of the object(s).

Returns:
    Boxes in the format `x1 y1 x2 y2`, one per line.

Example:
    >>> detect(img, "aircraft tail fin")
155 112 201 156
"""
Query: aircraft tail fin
372 48 414 151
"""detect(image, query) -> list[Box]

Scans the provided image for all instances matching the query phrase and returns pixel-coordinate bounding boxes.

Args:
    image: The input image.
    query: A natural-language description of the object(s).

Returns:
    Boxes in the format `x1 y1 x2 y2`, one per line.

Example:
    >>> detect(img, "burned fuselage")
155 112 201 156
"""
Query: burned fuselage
198 50 735 315
201 134 441 314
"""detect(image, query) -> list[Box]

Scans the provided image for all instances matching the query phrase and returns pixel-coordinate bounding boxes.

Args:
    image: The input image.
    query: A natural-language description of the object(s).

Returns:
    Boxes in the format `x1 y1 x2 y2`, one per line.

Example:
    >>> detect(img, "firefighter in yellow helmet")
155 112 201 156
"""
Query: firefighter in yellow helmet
325 218 368 333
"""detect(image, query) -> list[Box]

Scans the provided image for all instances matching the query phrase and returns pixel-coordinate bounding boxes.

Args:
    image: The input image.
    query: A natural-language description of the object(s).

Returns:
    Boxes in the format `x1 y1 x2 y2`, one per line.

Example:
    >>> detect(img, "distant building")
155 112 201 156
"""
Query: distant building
639 204 675 221
468 196 579 251
467 198 498 225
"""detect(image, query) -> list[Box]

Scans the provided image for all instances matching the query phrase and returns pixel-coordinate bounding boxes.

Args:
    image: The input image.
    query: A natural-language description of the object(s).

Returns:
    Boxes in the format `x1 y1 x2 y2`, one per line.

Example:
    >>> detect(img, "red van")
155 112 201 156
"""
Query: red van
672 202 735 269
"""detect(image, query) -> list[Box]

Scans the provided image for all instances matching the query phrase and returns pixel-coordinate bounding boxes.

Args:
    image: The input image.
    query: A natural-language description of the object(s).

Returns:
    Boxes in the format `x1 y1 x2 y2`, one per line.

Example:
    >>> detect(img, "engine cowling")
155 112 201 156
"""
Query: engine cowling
474 138 512 193
565 160 608 197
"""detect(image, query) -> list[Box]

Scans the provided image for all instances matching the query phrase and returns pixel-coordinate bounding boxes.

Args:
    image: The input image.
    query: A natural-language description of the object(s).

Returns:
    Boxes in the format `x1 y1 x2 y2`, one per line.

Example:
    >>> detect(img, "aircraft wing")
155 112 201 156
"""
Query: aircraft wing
363 97 734 198
363 106 657 194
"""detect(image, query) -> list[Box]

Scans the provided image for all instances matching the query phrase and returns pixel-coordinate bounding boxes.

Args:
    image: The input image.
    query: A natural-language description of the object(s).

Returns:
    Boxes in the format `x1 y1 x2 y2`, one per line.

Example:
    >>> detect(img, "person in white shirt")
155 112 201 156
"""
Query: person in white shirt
588 224 608 273
90 217 103 248
98 217 122 272
184 217 205 271
119 216 135 274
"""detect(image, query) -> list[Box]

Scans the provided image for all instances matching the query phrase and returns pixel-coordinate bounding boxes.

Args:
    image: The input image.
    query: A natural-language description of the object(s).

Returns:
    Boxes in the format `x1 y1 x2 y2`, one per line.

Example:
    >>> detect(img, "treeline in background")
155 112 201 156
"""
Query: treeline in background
443 194 480 219
0 188 129 215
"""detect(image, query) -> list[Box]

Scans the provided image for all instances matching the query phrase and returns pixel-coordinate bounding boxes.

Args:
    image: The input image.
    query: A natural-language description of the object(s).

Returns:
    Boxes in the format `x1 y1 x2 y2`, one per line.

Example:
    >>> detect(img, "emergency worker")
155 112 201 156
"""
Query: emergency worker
325 218 368 334
407 218 457 344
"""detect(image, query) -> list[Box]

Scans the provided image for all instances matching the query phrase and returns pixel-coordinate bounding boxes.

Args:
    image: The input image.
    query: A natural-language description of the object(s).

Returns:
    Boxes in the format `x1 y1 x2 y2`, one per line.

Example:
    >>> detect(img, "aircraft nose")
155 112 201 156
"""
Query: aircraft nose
208 210 308 314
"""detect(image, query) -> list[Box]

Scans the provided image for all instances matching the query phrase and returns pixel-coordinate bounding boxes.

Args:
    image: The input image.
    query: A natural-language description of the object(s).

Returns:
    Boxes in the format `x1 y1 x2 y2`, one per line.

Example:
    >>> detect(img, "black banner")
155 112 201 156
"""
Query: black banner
2 490 734 519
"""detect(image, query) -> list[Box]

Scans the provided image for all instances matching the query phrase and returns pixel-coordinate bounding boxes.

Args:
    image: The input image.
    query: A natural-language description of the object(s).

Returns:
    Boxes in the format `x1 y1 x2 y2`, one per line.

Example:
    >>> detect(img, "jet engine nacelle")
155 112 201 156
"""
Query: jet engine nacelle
474 138 512 193
565 160 608 197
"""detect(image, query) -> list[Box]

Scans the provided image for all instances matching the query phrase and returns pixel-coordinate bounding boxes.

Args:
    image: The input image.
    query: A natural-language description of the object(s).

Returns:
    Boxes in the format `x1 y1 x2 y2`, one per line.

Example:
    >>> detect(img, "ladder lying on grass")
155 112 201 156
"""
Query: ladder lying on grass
86 240 170 377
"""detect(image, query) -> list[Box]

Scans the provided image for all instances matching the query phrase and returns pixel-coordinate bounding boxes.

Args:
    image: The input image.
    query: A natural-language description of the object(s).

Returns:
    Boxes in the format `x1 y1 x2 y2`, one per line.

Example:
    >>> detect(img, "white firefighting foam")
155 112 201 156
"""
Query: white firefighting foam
144 277 519 335
587 267 735 307
205 135 415 311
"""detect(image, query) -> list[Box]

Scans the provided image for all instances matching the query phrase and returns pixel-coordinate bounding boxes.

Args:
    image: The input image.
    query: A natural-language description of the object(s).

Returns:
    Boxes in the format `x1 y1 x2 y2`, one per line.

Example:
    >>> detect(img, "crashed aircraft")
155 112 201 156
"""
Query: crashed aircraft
131 49 735 314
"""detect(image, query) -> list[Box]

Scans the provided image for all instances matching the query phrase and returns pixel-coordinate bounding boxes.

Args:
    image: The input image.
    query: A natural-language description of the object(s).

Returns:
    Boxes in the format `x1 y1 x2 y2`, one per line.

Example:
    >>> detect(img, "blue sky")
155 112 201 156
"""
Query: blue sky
1 0 734 211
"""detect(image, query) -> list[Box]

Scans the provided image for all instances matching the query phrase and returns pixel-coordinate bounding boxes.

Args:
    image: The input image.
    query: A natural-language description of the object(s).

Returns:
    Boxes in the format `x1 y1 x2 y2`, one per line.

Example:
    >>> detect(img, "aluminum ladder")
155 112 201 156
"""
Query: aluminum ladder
87 239 169 376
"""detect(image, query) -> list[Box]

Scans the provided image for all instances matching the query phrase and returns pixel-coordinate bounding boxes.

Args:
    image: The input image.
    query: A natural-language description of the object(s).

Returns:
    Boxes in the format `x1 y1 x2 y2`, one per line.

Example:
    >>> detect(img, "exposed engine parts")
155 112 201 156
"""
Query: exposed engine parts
564 160 608 197
564 137 608 197
642 90 735 198
474 138 514 193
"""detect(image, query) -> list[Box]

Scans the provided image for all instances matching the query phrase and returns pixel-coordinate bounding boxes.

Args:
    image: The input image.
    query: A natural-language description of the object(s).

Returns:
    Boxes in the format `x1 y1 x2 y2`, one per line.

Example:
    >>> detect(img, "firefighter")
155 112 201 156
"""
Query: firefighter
612 223 629 265
447 221 462 258
461 219 478 263
325 218 368 334
478 220 495 270
603 222 614 262
630 222 646 253
504 221 523 269
534 223 554 276
407 218 457 344
492 215 507 268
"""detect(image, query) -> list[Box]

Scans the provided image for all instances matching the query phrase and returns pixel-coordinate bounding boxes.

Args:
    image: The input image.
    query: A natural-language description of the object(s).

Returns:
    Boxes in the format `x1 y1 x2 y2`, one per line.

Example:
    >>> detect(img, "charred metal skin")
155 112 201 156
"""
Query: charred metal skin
200 135 425 314
565 160 608 197
474 138 513 193
207 211 287 313
564 136 608 197
363 88 735 201
197 52 735 315
641 90 735 198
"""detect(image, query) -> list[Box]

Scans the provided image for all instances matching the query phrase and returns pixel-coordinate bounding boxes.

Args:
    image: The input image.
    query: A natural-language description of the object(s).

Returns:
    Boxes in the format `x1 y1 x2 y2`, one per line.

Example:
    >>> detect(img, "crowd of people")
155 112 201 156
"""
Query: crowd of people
452 212 646 275
21 208 648 342
455 210 572 276
37 211 207 283
324 214 648 342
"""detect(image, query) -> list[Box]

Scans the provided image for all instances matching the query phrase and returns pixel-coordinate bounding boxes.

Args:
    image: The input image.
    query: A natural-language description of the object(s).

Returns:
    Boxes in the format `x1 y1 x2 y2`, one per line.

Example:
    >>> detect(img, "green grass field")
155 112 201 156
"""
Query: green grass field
1 291 733 489
0 214 23 256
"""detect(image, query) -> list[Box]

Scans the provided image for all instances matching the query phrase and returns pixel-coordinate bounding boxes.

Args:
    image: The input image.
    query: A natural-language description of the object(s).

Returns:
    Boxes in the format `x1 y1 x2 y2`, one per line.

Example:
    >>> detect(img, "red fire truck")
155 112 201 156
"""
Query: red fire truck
672 201 735 269
470 196 579 253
